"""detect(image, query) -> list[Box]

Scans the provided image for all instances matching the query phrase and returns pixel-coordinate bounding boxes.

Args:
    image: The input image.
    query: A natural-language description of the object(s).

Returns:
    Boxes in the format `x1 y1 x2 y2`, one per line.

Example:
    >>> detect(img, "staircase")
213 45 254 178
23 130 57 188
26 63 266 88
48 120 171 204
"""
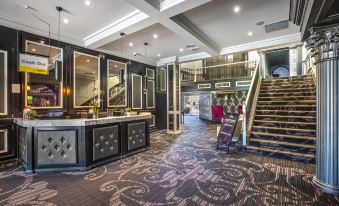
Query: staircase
247 75 316 163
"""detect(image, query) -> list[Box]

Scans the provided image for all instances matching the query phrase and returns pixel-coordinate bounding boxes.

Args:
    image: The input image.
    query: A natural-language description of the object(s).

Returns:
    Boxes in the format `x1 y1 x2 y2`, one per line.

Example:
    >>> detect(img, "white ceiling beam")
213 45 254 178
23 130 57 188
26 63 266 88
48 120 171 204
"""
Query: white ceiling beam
86 0 218 56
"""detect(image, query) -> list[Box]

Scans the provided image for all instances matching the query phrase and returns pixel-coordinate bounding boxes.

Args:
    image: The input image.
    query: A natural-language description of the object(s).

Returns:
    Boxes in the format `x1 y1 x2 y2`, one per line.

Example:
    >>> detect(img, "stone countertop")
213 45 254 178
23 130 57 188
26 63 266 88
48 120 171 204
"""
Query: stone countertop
15 114 152 127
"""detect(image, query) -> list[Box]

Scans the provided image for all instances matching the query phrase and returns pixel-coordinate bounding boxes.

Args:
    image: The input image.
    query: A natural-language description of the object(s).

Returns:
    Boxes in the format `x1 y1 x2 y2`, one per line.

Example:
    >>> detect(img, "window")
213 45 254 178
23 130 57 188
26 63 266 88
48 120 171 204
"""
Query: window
158 67 166 91
107 60 127 107
73 52 100 108
25 41 63 108
0 50 7 115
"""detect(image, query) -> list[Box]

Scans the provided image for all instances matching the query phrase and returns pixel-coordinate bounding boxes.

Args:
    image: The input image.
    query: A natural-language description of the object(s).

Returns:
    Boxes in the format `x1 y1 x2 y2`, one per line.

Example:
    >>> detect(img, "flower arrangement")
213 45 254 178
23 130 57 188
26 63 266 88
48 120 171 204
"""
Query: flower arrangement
91 98 101 118
26 109 37 120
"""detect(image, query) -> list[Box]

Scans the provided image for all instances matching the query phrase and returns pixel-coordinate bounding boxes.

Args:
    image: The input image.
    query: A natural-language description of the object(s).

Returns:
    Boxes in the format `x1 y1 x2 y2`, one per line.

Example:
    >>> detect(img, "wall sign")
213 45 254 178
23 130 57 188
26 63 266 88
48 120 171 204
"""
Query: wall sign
19 53 49 75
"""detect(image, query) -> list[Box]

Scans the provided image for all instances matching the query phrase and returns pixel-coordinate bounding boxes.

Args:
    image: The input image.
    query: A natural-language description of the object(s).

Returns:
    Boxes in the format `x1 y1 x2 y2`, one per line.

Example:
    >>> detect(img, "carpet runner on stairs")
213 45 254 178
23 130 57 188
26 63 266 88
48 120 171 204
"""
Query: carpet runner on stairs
247 75 316 163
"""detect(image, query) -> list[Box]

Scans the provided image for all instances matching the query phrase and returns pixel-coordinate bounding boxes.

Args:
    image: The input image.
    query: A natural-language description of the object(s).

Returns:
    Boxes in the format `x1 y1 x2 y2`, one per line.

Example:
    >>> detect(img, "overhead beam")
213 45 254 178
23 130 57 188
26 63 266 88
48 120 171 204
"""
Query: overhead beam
86 0 218 56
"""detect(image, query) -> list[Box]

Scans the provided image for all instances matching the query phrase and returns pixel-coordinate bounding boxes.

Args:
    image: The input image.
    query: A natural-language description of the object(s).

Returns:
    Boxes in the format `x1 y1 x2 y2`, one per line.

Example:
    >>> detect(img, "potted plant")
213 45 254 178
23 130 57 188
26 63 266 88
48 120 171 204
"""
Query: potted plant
91 98 101 119
125 107 132 116
26 109 37 120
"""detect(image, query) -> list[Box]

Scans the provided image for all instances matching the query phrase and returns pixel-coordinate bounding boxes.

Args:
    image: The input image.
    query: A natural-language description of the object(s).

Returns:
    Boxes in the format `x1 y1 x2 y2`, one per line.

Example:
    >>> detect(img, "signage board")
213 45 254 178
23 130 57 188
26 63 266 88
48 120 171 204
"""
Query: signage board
19 53 49 75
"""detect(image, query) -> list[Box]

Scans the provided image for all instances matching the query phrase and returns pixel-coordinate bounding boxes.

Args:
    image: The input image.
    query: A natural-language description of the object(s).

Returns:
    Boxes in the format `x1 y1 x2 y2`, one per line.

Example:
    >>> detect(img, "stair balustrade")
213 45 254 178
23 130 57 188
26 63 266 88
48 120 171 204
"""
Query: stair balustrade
181 60 256 82
242 58 262 145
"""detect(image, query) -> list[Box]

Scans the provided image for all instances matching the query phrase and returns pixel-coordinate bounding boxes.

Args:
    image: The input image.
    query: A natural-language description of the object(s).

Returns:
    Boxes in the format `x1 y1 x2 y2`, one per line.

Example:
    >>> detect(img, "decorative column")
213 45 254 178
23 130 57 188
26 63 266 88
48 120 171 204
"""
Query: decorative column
167 63 181 134
306 26 339 195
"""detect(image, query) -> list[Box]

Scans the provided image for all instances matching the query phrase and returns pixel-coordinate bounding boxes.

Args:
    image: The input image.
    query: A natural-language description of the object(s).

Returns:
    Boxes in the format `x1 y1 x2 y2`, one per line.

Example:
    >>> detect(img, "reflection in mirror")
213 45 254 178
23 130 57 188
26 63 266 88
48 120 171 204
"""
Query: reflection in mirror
0 50 7 115
25 41 63 108
107 60 127 107
73 52 100 107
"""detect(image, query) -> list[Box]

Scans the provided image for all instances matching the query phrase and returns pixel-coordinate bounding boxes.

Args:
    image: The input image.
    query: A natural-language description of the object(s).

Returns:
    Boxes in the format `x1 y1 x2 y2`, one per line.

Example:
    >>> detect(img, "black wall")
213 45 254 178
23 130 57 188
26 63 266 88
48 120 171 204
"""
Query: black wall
0 25 159 162
0 25 156 118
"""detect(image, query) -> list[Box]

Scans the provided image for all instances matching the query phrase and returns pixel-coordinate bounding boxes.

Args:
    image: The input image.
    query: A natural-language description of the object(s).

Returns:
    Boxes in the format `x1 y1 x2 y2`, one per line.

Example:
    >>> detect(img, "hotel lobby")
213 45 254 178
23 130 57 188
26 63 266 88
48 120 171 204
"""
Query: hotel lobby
0 0 338 205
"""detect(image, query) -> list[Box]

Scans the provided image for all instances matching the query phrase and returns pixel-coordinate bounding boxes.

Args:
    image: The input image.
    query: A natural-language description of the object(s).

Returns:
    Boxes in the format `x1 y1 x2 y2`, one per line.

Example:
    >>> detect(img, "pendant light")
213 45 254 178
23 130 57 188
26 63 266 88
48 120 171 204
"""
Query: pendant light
54 6 63 81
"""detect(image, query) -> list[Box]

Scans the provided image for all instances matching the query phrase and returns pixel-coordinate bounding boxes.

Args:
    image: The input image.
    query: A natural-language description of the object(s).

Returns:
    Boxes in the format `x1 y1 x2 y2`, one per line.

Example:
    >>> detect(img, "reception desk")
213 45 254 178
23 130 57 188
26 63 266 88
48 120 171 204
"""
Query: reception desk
16 115 151 173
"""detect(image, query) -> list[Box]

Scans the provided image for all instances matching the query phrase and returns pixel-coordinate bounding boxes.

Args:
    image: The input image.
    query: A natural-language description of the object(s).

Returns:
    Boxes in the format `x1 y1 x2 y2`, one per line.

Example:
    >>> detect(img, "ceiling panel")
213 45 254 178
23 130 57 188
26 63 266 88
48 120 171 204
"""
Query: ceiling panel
0 0 137 44
182 0 299 49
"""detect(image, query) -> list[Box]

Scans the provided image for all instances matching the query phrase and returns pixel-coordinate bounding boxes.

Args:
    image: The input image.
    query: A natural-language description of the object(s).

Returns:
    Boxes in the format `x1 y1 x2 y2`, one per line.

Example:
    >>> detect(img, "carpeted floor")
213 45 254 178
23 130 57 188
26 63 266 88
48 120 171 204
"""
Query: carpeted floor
0 116 338 206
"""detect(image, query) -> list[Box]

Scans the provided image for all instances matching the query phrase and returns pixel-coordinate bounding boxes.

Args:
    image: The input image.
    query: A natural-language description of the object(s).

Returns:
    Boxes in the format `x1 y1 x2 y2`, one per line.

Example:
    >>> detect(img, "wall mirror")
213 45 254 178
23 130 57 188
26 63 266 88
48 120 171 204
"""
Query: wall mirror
158 67 166 91
131 73 143 109
25 41 63 108
146 79 155 109
0 50 7 115
107 60 127 107
73 51 100 108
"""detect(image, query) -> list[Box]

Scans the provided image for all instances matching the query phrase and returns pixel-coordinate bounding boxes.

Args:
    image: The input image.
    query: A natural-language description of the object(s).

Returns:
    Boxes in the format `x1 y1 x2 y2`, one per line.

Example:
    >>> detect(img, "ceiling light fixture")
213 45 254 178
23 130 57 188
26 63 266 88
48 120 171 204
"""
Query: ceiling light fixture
153 34 158 39
63 18 69 24
133 52 137 56
40 40 45 44
248 31 253 36
179 48 184 52
129 42 133 47
85 0 91 6
157 53 161 57
86 59 90 63
234 6 240 13
31 48 36 52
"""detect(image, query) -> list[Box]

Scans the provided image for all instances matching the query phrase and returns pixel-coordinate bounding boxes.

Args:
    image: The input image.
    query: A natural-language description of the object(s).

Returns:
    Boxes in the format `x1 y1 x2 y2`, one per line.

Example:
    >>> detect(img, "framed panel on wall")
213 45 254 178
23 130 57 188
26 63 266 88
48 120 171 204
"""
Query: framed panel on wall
158 68 166 91
146 68 155 79
0 130 8 155
131 73 143 110
146 79 155 109
24 41 63 109
0 50 7 115
73 51 100 108
107 60 127 107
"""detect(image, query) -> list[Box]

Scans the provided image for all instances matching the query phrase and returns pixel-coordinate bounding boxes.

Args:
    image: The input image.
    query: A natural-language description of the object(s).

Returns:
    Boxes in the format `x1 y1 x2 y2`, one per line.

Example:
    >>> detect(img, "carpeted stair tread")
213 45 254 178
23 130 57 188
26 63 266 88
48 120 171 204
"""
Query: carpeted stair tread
254 120 316 125
256 110 316 113
252 126 316 133
258 96 316 99
256 104 316 107
250 138 316 149
252 131 316 140
260 88 315 91
255 114 316 119
245 145 315 158
259 90 316 98
257 100 316 104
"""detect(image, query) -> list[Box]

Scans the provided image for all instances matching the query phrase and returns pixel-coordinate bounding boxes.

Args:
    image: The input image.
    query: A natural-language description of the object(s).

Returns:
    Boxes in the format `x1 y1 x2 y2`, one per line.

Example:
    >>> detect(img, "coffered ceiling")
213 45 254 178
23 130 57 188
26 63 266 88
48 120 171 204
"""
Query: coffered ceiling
0 0 301 65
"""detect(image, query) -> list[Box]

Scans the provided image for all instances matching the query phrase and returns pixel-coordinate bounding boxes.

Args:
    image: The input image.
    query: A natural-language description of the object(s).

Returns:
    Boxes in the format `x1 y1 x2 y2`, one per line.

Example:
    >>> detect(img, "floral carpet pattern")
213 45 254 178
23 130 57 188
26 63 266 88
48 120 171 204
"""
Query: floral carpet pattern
0 116 338 206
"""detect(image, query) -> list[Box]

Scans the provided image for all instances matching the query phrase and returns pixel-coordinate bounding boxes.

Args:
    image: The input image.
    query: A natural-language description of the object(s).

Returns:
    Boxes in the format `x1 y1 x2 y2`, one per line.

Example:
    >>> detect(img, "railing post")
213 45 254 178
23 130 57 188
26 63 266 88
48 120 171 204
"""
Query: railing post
242 104 247 146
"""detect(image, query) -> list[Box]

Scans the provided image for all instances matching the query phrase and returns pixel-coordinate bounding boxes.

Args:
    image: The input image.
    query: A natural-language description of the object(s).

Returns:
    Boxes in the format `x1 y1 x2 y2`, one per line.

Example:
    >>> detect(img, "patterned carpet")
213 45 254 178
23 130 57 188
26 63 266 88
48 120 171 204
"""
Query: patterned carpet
0 116 338 206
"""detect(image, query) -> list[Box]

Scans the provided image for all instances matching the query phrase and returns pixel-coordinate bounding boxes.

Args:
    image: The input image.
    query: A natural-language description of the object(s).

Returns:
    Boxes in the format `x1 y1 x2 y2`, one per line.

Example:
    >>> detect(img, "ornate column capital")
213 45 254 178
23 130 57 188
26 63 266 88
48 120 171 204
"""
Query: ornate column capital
306 27 339 60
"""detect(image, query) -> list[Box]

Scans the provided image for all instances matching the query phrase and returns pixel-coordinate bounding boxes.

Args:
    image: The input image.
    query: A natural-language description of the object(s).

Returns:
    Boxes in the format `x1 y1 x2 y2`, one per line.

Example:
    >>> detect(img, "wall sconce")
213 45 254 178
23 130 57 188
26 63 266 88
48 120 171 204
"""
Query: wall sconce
143 88 147 95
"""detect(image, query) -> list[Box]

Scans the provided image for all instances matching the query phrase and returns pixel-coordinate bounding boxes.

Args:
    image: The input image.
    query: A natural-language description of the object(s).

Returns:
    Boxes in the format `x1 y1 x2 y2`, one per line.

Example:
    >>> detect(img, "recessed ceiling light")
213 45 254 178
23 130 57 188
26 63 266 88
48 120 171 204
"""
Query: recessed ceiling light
157 53 161 57
114 65 118 68
248 31 253 36
133 52 137 55
129 42 133 47
179 48 184 52
85 0 91 6
63 18 69 24
153 34 158 39
31 48 36 52
86 59 90 63
234 6 240 13
40 40 45 44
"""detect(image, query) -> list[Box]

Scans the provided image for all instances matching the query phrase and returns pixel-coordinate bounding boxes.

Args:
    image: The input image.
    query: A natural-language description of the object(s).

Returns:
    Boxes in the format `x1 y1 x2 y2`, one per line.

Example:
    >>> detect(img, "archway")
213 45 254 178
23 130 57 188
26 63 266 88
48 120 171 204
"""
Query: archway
272 66 289 77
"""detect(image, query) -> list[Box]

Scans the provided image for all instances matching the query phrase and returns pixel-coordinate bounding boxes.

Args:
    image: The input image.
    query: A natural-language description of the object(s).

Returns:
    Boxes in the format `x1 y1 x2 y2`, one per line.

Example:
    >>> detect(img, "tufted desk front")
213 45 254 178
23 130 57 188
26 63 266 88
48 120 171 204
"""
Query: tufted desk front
16 115 151 173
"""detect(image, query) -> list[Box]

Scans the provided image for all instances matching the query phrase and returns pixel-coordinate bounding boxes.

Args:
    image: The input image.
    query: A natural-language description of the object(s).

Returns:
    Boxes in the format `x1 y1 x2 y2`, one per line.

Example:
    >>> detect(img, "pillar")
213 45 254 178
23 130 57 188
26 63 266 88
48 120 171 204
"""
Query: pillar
167 63 181 134
306 26 339 195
